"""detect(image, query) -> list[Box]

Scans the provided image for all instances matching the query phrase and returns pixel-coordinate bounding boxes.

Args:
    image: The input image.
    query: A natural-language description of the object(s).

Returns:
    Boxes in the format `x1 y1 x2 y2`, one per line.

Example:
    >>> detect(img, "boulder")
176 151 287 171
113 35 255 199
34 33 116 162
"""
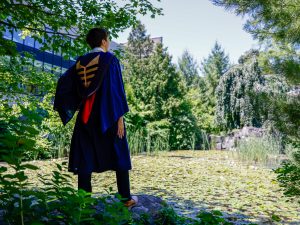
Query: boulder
210 126 268 150
216 143 222 150
0 194 165 225
93 193 165 223
130 194 164 222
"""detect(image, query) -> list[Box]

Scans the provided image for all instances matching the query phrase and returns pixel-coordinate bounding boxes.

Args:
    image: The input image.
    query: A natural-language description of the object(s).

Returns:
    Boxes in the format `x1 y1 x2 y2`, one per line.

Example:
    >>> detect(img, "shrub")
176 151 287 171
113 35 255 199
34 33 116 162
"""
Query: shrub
0 153 130 225
274 148 300 203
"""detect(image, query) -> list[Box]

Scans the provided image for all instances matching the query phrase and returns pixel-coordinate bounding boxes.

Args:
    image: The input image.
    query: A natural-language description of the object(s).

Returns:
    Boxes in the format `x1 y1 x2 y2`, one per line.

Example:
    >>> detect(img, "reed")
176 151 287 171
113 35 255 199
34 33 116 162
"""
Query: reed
235 134 283 167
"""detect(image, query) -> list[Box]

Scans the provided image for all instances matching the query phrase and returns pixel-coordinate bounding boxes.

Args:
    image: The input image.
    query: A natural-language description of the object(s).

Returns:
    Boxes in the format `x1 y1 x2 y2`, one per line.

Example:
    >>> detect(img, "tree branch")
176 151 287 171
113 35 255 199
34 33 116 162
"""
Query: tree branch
9 3 60 17
0 21 79 38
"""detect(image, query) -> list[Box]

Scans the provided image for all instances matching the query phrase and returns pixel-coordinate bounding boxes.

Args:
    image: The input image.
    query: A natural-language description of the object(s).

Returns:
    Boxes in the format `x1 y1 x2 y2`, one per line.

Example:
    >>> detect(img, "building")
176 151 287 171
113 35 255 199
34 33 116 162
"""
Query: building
120 36 163 48
3 28 162 75
151 37 163 46
2 28 121 75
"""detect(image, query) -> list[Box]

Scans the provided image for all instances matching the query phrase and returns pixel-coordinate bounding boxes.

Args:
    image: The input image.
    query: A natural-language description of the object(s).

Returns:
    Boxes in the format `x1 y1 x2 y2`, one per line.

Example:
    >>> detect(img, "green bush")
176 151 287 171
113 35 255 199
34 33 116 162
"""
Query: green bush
156 203 188 225
196 210 233 225
274 148 300 203
0 153 131 225
155 204 237 225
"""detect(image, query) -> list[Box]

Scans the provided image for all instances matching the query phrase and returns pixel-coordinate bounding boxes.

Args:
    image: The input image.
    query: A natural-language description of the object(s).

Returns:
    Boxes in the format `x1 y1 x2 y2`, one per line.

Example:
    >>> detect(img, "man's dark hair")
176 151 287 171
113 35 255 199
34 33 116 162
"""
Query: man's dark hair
86 28 109 49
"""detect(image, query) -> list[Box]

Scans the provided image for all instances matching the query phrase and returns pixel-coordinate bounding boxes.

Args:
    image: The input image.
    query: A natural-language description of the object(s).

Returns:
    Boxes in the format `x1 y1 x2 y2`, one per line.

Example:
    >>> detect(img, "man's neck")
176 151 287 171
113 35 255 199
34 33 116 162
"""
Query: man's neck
90 47 106 53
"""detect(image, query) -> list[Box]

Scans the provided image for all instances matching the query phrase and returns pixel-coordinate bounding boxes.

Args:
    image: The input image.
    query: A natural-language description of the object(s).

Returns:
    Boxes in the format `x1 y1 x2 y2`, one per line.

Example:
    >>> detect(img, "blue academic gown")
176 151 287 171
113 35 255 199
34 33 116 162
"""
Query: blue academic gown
53 51 132 174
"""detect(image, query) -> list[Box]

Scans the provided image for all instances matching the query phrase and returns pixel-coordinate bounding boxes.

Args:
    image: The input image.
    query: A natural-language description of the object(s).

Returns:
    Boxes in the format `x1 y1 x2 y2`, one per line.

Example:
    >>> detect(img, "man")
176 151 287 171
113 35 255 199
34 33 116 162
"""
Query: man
54 28 138 209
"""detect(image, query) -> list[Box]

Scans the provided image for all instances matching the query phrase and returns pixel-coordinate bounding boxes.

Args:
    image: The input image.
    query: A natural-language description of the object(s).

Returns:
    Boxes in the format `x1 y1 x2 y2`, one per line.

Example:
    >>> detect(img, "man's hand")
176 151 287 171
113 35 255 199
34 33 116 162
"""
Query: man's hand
117 116 124 139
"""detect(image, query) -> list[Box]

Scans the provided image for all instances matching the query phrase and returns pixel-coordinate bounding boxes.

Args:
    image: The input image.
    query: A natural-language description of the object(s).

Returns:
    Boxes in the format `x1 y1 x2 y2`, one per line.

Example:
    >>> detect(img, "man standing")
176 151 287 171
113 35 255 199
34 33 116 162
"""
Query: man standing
54 28 138 208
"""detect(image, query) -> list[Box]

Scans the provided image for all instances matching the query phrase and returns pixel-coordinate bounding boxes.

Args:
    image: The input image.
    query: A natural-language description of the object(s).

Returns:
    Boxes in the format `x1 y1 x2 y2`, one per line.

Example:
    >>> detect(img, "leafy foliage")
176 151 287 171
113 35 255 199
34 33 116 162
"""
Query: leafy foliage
156 204 236 225
0 53 78 160
210 0 300 149
258 40 300 84
275 149 300 203
178 50 200 88
123 23 199 151
0 56 55 160
156 203 189 225
127 20 154 59
196 210 234 225
209 1 300 143
0 0 163 57
0 155 130 224
215 51 264 131
197 42 230 133
210 0 300 45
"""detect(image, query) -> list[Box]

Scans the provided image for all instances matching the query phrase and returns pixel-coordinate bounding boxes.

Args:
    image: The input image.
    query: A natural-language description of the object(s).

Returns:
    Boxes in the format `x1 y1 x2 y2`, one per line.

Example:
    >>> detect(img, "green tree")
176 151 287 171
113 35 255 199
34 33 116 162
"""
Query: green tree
258 40 300 85
0 55 54 160
215 50 264 131
195 42 230 133
210 0 300 140
201 41 230 99
147 44 198 150
123 28 199 150
0 1 163 160
126 20 154 59
210 0 300 84
0 0 162 57
178 50 200 87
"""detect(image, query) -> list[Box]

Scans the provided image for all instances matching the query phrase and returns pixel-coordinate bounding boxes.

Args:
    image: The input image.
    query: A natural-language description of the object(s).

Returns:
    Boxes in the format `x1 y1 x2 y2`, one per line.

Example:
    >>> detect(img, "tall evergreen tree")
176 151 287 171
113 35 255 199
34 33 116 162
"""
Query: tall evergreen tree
126 20 154 59
195 42 230 133
123 21 154 105
258 40 300 85
147 44 198 150
123 34 199 150
178 50 200 87
201 41 230 102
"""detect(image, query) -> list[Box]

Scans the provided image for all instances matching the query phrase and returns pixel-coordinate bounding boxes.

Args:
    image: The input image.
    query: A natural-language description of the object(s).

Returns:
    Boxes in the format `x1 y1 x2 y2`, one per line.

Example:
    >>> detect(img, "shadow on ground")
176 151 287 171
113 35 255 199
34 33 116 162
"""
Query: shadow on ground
138 186 300 225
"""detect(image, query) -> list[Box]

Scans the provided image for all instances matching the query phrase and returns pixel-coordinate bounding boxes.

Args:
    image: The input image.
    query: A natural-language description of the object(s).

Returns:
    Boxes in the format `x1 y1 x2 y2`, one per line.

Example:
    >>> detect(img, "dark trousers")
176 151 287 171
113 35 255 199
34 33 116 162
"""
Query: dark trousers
78 170 131 201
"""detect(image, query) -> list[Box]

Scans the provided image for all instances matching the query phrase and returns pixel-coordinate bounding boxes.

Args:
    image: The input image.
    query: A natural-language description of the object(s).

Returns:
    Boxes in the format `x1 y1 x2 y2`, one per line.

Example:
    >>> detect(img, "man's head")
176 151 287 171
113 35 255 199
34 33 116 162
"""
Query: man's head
86 28 110 51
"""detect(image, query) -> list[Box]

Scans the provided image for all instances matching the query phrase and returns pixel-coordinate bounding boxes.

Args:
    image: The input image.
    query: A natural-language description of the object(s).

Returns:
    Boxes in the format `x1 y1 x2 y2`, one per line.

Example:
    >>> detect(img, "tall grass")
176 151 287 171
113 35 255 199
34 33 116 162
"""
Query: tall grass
127 129 145 155
201 131 211 150
235 134 283 167
127 128 170 155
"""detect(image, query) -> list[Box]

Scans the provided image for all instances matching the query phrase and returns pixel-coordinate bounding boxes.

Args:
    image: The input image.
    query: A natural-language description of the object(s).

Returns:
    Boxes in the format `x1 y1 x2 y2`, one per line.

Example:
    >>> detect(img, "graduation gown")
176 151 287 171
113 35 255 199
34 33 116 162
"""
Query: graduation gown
53 51 132 174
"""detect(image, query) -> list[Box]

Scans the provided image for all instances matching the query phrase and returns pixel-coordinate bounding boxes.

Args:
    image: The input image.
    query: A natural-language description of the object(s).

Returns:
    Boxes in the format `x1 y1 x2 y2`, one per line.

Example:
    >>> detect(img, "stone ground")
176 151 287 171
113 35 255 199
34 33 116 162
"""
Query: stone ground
3 150 300 224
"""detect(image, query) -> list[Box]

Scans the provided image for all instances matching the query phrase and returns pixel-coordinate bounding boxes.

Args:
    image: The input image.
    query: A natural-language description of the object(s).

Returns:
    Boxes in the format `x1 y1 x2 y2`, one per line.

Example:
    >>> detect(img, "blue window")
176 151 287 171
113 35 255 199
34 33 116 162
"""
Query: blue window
12 30 23 43
3 27 75 72
34 60 44 71
35 37 44 49
24 36 35 48
44 62 52 73
3 29 12 40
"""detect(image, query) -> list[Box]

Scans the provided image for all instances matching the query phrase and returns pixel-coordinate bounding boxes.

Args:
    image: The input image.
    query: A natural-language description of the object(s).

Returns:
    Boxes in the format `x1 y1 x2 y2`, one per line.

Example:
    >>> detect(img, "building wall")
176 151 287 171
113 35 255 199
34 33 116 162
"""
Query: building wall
3 29 121 75
3 29 75 75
